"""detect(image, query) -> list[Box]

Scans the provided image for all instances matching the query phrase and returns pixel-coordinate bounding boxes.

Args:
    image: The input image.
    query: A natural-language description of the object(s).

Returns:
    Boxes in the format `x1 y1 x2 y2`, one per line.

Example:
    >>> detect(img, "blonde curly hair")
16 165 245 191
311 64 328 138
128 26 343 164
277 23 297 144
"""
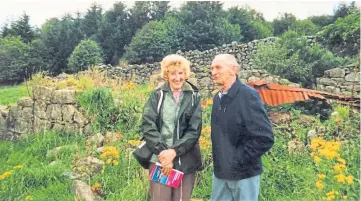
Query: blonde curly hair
160 54 191 80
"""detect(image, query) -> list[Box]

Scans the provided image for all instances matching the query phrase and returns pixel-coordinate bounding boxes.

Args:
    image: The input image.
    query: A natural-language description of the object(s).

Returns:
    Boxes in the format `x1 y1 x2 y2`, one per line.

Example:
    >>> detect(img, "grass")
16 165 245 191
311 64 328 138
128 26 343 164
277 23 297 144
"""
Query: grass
0 131 88 200
0 82 359 201
0 84 29 105
1 129 358 200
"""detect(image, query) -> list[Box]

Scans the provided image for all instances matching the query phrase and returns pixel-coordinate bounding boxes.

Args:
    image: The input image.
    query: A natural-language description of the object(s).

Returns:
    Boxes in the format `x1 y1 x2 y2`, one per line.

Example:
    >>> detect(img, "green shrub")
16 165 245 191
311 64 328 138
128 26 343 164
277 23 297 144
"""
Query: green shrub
0 36 30 84
250 20 274 39
114 84 152 138
290 19 319 35
319 10 360 56
124 17 183 64
253 41 309 85
77 87 119 133
253 30 346 87
68 39 103 73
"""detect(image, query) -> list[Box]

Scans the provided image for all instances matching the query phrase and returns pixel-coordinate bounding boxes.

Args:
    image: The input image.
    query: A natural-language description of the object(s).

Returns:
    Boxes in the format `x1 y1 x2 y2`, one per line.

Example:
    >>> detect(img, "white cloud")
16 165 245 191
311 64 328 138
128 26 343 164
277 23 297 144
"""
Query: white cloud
0 0 358 28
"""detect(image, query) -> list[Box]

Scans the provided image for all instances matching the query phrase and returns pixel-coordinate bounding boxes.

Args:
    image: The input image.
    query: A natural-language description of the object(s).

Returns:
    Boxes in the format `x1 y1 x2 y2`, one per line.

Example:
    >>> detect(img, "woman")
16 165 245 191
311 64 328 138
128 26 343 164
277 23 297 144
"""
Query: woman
141 54 203 201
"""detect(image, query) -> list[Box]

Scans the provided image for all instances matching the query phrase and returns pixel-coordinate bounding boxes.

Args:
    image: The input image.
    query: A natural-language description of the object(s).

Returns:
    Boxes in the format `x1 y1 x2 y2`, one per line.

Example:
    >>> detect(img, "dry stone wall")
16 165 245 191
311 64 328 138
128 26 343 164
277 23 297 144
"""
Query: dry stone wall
316 67 360 97
0 86 89 140
97 36 357 97
98 37 301 96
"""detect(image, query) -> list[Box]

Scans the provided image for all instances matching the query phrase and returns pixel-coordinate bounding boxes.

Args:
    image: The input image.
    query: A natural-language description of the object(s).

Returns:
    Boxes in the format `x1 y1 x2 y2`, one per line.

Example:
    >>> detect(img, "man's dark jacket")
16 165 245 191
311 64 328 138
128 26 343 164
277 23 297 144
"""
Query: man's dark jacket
211 79 274 180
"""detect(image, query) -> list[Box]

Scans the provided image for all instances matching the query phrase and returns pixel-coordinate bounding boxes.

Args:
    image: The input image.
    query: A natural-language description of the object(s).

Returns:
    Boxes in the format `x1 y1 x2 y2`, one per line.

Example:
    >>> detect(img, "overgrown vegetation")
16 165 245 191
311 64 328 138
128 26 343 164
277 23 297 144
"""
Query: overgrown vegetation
77 88 119 133
0 78 359 200
253 30 348 87
0 84 29 105
0 1 359 84
0 1 360 200
68 39 103 73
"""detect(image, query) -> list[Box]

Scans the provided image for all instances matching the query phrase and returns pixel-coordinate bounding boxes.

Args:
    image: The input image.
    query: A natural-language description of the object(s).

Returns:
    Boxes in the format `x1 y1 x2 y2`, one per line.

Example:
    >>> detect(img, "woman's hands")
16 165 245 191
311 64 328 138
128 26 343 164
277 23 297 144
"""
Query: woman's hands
158 149 176 176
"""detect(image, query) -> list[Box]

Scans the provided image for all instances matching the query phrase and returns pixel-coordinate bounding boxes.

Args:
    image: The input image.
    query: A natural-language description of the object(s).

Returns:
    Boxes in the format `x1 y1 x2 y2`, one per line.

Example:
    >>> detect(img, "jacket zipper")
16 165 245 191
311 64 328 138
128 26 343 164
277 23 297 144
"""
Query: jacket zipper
177 119 181 165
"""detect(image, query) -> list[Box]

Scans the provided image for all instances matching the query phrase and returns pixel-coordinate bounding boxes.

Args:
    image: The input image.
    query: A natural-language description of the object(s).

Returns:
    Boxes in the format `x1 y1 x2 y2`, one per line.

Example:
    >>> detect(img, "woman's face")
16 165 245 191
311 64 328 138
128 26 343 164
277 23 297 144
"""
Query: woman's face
168 68 185 90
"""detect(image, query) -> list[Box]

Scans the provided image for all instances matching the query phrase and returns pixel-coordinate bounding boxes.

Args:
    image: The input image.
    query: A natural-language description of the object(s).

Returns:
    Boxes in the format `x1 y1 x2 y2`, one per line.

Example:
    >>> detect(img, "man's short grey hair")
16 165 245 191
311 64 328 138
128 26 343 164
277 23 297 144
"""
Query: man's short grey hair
214 54 240 72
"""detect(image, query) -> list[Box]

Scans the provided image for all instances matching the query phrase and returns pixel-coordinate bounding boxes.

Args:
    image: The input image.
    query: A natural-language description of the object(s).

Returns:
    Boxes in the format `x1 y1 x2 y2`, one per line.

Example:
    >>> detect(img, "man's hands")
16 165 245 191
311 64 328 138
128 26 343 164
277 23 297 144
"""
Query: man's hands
158 149 176 176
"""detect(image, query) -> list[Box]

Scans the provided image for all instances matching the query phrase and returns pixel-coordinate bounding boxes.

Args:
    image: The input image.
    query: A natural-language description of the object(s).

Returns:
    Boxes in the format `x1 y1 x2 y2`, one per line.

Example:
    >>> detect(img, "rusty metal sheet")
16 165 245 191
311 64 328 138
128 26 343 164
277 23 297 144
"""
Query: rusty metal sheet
247 80 359 107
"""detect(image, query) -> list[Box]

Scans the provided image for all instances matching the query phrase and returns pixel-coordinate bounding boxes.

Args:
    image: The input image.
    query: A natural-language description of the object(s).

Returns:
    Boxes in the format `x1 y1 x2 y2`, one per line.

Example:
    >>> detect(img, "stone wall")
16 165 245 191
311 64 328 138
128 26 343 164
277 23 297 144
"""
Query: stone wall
316 66 360 97
97 36 357 97
0 86 89 140
100 37 278 83
98 37 303 96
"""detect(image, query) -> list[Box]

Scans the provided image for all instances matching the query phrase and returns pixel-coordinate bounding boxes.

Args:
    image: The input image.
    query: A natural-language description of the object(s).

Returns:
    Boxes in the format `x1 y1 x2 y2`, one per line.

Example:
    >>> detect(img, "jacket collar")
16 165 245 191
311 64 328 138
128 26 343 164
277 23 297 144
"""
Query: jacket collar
223 79 242 98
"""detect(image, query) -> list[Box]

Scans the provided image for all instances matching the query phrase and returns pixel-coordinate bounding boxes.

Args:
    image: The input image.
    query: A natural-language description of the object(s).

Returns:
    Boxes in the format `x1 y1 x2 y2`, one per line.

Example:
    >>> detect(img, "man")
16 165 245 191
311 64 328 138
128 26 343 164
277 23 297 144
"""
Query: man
210 54 274 201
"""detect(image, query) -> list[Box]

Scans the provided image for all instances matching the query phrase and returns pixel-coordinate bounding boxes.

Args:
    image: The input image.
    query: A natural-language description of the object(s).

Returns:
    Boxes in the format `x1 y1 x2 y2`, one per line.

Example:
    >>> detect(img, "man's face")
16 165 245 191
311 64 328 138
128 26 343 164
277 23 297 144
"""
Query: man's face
167 68 185 90
210 58 236 86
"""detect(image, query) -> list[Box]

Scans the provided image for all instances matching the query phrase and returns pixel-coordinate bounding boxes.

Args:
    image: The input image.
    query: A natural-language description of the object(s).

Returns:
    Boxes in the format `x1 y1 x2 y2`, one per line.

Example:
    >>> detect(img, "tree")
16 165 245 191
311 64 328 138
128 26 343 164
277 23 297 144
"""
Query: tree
0 36 30 84
27 39 47 76
250 20 273 39
272 13 297 36
290 19 318 35
124 17 183 64
176 1 241 51
1 23 16 38
319 9 360 57
1 13 35 43
97 2 132 65
68 39 103 72
81 3 103 38
227 6 273 42
332 1 358 21
253 30 346 87
128 1 153 35
38 15 84 74
253 42 309 85
150 1 170 20
308 15 333 28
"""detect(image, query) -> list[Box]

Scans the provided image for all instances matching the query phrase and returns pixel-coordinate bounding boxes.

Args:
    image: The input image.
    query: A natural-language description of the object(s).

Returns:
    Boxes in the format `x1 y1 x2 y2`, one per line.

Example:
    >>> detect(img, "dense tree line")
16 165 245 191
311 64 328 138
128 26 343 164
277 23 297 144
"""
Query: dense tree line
0 1 359 84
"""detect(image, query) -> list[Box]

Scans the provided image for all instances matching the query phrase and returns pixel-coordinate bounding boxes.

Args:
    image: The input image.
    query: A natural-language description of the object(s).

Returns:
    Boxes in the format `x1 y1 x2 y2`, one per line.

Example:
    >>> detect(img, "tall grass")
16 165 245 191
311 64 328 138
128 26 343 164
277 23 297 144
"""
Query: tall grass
0 84 29 105
0 131 87 200
0 84 359 201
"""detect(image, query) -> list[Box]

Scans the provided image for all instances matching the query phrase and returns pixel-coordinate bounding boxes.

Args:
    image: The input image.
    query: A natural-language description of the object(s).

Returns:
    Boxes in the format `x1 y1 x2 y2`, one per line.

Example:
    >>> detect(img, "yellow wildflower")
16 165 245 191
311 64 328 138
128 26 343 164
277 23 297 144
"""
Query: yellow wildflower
91 183 101 191
316 180 324 189
310 137 326 150
100 146 119 160
113 160 119 166
345 175 353 184
327 195 335 201
335 174 346 183
327 141 341 152
326 190 338 201
310 152 315 158
337 158 346 165
327 189 336 195
106 159 112 165
333 164 347 173
0 170 13 180
128 140 142 147
317 174 326 180
314 156 321 163
25 195 33 200
201 126 211 134
342 195 347 199
318 148 338 160
206 99 213 106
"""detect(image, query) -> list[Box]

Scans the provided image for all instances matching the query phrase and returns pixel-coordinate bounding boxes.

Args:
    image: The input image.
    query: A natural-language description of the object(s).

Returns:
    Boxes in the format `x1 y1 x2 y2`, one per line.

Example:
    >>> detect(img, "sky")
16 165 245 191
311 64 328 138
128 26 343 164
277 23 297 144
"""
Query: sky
0 0 359 28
